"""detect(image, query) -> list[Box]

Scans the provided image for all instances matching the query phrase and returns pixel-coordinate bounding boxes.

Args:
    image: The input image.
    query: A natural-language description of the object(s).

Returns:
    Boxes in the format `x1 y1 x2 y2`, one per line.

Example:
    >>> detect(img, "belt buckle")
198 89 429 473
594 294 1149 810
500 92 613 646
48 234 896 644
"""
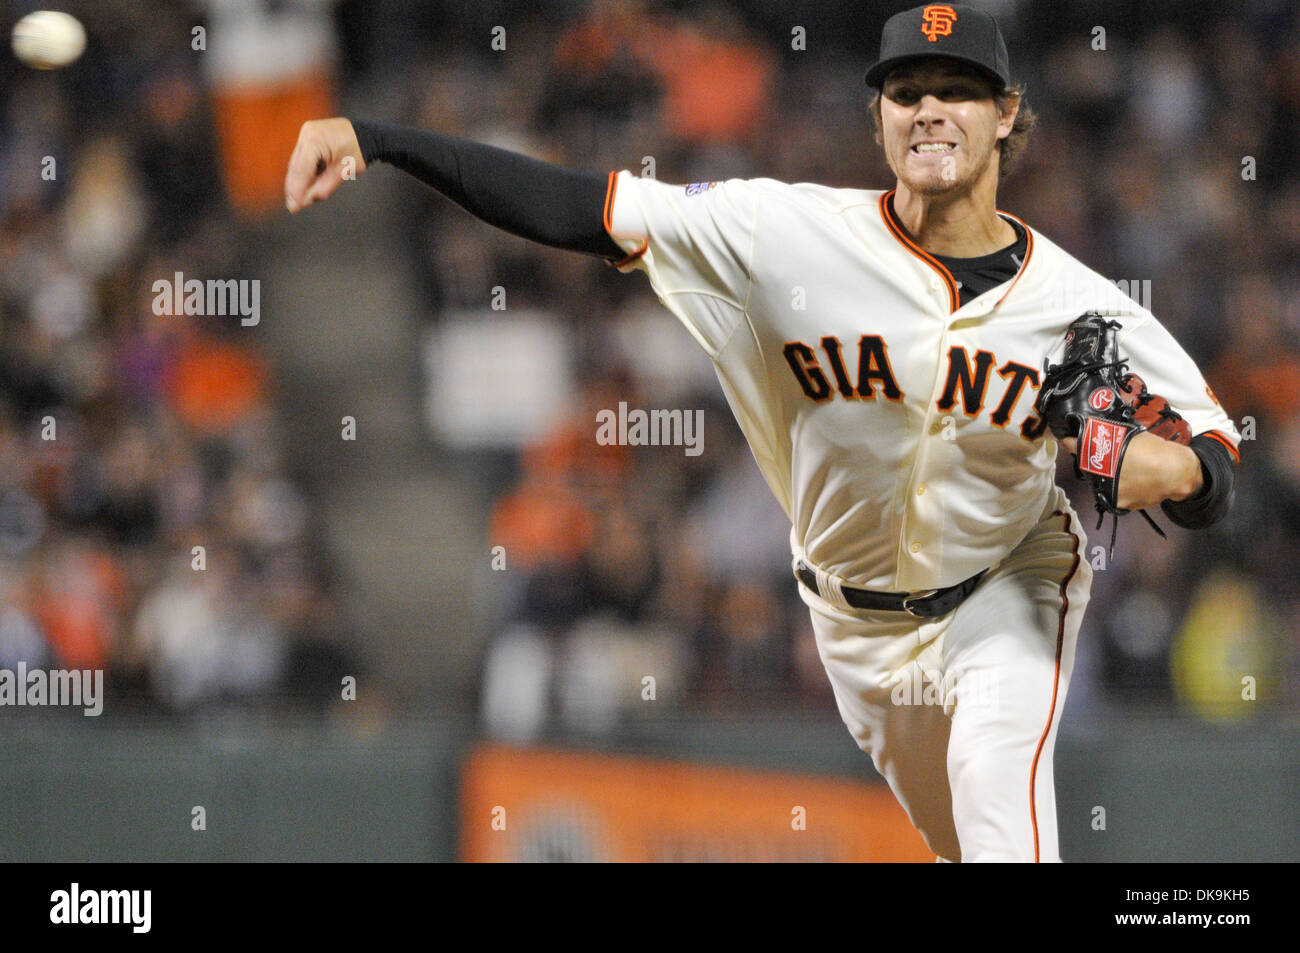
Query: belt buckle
902 589 940 617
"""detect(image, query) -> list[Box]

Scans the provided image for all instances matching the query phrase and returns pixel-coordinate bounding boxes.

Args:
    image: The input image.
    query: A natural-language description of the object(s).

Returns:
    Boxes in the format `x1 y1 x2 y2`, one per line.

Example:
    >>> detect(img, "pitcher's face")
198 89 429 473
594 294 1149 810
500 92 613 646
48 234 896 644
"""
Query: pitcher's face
880 59 1014 197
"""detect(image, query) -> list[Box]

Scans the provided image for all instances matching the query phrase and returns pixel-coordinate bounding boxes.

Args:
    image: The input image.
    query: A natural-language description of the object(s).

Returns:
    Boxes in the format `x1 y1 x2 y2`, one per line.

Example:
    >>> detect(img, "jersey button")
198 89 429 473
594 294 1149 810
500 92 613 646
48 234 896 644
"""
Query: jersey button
910 541 922 554
916 484 927 496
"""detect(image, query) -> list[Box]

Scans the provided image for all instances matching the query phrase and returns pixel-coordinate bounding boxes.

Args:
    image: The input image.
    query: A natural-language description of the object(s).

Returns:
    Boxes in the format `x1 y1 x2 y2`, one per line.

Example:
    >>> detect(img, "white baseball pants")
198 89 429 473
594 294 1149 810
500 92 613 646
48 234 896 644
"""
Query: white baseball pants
795 484 1092 862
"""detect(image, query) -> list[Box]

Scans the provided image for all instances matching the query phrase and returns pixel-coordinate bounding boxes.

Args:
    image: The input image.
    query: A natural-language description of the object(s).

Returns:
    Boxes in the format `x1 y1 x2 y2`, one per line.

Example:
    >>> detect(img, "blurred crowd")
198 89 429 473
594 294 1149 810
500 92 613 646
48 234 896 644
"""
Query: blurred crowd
0 0 355 716
0 0 1296 732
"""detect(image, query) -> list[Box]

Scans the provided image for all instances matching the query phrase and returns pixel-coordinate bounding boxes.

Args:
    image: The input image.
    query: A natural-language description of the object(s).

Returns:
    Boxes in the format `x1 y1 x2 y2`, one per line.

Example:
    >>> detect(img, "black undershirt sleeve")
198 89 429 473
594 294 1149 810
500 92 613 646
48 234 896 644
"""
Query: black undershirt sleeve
1160 434 1236 529
351 120 626 260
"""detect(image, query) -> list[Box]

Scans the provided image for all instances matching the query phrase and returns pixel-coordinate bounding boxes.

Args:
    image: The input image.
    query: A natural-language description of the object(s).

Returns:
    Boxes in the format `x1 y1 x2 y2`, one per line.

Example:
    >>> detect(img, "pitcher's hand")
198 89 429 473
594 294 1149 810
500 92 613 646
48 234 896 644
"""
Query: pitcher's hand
1061 433 1203 510
285 118 367 213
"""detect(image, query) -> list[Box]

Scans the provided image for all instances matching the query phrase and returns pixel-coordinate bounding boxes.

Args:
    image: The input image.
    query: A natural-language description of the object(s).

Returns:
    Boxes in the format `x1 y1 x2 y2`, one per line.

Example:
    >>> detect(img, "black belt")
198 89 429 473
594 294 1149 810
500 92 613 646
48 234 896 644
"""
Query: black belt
795 560 987 618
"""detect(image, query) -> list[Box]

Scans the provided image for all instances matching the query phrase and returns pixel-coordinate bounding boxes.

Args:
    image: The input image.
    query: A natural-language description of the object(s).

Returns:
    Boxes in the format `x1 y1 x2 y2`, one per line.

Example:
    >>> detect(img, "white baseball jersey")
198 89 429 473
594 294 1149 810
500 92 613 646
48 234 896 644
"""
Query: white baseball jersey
604 171 1241 592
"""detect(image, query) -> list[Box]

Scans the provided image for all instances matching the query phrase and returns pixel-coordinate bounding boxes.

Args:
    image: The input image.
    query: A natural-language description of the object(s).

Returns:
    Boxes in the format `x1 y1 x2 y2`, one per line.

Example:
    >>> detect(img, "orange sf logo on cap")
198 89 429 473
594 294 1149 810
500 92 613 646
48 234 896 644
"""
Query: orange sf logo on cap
921 4 958 42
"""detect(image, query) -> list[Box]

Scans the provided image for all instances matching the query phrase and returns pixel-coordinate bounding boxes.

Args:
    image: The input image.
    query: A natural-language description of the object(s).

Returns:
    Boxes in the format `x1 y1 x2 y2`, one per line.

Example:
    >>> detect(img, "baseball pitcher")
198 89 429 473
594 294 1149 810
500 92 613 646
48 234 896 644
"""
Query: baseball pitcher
284 3 1239 861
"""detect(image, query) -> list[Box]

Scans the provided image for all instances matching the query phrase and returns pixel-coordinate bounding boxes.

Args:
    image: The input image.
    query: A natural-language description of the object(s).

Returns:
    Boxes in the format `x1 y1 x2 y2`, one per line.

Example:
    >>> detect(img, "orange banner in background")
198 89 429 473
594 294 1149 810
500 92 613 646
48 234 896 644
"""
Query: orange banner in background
211 72 334 220
461 744 934 862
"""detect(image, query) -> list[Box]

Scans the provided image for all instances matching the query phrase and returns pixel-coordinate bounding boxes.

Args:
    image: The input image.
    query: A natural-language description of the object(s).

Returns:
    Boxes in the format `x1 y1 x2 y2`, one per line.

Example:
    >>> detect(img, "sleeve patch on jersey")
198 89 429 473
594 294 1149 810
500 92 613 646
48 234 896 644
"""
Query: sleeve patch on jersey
684 181 721 196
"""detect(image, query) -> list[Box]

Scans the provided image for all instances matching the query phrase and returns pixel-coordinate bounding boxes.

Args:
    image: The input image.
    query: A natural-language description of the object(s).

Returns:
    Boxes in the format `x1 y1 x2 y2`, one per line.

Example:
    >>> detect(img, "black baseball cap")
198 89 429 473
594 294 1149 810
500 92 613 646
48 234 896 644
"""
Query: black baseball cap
864 3 1011 90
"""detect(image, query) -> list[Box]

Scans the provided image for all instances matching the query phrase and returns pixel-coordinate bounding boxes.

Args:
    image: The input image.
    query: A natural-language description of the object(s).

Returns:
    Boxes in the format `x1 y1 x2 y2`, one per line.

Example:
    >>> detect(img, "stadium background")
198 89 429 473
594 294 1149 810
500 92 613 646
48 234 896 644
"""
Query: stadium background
0 0 1297 861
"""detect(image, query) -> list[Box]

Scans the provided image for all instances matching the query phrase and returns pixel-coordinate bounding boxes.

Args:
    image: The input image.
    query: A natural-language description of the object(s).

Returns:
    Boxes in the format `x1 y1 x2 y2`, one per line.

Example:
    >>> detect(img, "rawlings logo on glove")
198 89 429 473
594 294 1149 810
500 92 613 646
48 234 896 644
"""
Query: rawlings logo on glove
1080 417 1123 477
1088 387 1114 411
1034 312 1191 554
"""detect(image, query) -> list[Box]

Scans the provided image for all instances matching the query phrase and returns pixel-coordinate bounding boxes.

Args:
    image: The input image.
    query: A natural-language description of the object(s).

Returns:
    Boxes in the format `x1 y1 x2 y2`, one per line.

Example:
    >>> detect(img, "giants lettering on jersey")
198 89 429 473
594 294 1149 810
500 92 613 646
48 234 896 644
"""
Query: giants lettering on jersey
783 338 1045 440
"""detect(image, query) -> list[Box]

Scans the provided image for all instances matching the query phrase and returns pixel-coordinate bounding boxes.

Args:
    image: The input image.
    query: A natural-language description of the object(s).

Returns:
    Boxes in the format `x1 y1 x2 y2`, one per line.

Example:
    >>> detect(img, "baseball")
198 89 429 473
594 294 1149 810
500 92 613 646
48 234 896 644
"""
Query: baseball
12 10 86 70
